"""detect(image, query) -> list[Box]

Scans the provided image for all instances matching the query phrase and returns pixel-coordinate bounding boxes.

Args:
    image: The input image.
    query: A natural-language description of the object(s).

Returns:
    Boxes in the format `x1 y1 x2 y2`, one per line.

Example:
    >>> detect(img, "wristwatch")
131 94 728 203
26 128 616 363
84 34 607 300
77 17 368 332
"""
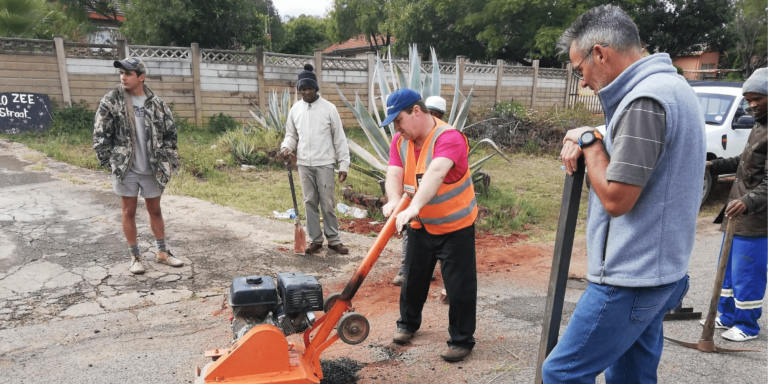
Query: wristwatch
578 130 603 149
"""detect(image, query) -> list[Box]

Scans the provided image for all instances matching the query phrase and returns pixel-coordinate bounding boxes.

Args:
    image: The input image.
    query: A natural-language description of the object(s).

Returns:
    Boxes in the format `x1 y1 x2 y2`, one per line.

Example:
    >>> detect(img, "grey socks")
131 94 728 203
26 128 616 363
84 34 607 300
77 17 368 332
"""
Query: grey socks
156 238 168 252
129 244 140 257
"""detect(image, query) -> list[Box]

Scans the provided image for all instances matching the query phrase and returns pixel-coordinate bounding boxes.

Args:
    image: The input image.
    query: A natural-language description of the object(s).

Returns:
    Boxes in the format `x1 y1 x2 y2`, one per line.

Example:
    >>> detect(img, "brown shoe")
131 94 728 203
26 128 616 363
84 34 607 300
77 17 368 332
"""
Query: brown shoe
440 345 471 362
328 243 349 255
393 328 414 345
305 243 323 254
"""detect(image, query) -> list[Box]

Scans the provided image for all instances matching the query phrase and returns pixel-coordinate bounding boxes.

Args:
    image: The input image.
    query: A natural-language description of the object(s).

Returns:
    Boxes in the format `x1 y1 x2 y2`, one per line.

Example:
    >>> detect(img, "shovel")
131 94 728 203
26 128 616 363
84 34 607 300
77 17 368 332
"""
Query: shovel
664 217 760 353
286 161 307 255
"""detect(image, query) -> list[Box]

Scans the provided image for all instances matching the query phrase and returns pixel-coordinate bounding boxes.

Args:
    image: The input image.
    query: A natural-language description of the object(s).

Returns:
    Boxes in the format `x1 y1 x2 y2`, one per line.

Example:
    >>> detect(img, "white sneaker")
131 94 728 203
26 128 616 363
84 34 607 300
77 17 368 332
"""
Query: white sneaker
129 255 145 275
721 326 758 342
700 316 729 329
156 250 184 267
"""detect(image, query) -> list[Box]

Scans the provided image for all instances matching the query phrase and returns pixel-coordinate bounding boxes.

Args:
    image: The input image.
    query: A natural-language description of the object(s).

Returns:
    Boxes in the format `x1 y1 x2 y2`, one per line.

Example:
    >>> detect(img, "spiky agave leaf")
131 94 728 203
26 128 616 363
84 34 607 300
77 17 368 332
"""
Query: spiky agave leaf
349 162 385 181
422 74 433 99
354 93 391 162
468 138 512 164
431 47 441 97
336 85 390 164
394 64 408 94
347 139 387 173
453 88 474 131
409 44 422 94
448 56 461 125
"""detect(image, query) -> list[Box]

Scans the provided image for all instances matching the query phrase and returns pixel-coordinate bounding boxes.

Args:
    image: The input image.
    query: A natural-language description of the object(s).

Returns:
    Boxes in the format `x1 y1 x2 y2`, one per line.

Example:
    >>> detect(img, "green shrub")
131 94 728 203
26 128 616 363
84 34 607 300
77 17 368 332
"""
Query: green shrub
49 103 95 135
492 101 527 118
208 113 240 133
220 126 282 165
673 64 684 75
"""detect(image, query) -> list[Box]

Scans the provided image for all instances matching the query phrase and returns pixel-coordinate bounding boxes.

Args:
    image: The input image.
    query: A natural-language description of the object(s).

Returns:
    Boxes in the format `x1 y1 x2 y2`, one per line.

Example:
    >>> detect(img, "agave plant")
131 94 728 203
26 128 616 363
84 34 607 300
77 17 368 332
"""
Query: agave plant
249 89 291 133
336 44 510 192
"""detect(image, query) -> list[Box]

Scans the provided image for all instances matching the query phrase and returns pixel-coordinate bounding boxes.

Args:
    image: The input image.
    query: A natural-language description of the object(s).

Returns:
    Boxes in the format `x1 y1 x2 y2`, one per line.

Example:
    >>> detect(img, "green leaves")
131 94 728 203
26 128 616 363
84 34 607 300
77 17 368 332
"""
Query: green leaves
249 89 290 133
339 43 510 193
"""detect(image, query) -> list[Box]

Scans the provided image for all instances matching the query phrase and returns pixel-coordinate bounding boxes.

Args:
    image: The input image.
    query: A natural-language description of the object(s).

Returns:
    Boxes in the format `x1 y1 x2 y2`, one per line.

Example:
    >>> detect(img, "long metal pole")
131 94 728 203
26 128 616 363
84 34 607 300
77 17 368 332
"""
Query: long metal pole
534 158 584 383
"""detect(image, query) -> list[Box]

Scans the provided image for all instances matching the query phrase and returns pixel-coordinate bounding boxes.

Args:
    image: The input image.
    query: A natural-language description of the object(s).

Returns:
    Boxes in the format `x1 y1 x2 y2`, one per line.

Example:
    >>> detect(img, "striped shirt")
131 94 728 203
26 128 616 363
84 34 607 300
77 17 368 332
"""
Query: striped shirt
606 97 666 187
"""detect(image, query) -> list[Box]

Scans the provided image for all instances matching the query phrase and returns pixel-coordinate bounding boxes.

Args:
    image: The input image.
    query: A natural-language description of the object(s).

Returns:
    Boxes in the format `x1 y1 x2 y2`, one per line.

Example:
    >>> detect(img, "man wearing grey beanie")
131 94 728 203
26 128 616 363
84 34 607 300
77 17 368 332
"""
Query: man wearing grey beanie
280 64 351 255
704 67 767 342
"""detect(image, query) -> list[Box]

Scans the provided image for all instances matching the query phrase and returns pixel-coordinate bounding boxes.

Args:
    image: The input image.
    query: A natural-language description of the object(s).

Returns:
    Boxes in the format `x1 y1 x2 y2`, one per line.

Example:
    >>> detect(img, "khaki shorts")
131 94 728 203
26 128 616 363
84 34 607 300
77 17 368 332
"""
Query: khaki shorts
112 171 162 199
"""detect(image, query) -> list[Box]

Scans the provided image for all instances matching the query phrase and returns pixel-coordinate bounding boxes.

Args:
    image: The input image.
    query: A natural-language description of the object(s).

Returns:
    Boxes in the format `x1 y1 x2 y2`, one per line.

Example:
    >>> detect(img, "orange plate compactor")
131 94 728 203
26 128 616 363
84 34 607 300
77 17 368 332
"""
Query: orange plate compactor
194 196 411 383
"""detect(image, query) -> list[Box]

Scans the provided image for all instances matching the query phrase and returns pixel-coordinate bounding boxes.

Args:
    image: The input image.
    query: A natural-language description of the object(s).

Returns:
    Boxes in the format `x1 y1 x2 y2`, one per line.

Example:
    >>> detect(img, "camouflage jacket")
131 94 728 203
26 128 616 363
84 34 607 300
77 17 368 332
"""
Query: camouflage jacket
93 84 178 190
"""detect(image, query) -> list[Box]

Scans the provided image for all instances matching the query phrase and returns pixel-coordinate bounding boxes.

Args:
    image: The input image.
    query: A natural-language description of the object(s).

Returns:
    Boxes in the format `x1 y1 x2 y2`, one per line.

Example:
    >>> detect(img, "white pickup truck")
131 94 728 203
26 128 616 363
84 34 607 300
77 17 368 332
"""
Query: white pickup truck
595 81 754 205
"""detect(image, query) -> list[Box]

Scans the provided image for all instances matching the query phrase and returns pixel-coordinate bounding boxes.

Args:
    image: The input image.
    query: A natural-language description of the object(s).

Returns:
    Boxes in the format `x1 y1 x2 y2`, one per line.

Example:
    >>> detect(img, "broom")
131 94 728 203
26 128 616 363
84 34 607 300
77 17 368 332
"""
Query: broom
286 161 307 255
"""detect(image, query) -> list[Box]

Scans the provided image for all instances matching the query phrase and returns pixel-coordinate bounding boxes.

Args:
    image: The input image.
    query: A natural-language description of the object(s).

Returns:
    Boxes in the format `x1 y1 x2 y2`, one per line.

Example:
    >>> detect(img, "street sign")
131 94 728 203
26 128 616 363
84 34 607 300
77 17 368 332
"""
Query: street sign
0 92 54 134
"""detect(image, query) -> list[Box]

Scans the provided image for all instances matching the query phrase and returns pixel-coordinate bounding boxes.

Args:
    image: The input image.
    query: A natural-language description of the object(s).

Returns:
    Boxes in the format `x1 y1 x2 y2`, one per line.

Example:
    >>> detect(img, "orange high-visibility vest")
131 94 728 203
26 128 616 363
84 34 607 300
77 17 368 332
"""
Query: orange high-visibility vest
396 116 478 235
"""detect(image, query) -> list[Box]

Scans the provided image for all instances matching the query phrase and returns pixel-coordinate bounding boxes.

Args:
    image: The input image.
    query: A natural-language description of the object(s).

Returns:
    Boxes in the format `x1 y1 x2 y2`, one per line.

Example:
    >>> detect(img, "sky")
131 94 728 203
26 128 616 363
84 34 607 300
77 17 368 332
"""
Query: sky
272 0 333 19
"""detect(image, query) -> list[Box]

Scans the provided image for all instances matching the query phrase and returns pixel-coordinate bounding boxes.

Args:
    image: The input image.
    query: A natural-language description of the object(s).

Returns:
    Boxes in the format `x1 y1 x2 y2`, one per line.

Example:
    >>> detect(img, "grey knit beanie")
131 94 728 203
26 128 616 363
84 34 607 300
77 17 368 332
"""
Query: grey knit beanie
743 68 767 95
297 64 319 91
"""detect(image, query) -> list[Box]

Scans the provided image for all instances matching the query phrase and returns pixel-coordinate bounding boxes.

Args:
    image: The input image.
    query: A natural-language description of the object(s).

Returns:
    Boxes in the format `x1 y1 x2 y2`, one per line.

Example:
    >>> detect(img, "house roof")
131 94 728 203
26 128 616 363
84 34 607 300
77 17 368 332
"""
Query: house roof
323 35 394 54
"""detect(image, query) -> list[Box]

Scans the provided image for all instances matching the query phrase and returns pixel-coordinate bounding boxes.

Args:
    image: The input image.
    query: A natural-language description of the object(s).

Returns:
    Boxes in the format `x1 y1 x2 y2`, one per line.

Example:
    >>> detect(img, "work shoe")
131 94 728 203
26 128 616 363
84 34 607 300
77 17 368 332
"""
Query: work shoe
129 255 145 275
721 326 758 342
700 316 729 329
392 328 414 345
156 250 184 267
440 345 472 362
305 243 323 254
328 243 349 255
393 270 405 286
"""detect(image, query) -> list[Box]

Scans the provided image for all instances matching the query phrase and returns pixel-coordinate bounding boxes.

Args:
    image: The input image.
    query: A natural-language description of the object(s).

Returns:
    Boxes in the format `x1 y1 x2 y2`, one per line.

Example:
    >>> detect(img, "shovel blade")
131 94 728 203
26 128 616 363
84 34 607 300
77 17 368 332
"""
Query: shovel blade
294 223 307 255
664 336 762 353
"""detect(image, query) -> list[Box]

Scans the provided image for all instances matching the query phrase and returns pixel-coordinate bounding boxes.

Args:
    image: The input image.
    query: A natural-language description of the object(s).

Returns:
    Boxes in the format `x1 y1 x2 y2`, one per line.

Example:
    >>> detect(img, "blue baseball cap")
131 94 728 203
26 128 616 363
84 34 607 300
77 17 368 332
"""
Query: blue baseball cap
380 88 422 127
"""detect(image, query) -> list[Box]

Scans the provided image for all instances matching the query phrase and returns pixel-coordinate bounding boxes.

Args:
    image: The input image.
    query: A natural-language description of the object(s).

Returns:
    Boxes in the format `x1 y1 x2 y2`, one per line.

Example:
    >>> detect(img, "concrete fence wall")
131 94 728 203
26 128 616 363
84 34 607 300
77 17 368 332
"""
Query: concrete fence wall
0 37 574 128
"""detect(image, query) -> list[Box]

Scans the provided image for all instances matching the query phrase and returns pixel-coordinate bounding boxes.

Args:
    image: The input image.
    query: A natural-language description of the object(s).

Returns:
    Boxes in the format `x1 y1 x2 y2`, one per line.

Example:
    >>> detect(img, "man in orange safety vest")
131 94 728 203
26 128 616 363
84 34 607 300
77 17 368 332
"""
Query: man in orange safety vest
381 88 478 362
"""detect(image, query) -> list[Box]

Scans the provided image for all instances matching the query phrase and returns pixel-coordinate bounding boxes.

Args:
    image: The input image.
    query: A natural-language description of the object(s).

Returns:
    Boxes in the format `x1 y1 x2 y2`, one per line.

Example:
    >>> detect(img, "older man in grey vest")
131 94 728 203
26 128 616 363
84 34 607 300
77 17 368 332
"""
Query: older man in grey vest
544 5 705 382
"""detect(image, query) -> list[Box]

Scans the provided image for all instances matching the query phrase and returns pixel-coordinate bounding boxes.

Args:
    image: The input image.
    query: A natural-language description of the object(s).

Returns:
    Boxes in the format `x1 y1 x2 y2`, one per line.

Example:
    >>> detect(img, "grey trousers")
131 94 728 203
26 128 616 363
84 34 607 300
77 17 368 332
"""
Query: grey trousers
298 165 341 245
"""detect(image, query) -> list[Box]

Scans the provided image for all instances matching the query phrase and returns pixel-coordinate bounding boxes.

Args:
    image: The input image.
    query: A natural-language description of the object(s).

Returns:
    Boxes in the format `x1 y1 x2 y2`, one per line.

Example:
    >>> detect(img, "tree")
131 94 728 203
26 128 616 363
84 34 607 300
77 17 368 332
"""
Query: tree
119 0 270 50
0 0 93 40
730 0 767 78
422 0 610 65
382 0 486 60
328 0 392 52
625 0 735 58
57 0 121 22
0 0 45 37
281 15 328 55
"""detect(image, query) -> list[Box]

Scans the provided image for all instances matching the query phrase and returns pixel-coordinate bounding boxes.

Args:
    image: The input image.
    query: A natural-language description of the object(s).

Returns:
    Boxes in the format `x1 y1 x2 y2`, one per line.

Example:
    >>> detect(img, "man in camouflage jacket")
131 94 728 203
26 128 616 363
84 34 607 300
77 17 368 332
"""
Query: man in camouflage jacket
93 57 183 274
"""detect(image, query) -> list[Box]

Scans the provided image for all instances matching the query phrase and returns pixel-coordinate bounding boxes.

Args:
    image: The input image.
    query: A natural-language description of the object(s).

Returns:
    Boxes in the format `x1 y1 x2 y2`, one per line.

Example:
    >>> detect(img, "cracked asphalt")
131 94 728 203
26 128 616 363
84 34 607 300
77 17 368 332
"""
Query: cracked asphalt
0 139 394 383
0 138 765 384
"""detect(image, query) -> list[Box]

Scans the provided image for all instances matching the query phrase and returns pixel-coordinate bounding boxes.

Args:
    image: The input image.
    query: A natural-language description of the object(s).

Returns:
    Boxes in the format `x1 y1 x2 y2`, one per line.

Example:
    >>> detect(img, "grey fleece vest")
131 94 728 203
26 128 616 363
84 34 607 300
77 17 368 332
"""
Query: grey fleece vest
586 53 706 287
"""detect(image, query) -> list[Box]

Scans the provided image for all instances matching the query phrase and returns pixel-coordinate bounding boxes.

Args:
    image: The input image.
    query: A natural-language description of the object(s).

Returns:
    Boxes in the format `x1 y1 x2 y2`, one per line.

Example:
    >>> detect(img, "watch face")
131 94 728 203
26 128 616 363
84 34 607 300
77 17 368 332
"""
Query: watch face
582 131 595 144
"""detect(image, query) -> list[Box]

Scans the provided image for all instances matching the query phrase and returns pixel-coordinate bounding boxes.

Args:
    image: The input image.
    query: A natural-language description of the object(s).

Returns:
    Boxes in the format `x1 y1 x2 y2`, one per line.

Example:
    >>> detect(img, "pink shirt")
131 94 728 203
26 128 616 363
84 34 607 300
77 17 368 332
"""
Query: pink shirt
388 129 469 184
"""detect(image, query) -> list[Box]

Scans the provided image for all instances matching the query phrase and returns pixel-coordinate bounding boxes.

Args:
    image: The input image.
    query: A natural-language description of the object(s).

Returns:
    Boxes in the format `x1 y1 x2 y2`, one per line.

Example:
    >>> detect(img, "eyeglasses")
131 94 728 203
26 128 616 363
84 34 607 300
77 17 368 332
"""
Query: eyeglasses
573 43 609 81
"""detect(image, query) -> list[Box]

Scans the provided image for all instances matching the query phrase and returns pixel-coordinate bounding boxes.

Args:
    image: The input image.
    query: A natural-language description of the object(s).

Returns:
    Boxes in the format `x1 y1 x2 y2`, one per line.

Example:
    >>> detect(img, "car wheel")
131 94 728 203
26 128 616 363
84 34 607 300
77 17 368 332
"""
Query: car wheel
702 169 716 205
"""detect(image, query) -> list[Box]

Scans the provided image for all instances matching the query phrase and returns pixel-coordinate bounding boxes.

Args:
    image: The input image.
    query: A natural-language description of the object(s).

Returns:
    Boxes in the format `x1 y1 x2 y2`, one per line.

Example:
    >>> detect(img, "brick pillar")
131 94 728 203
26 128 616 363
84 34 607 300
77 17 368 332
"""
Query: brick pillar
531 60 540 110
191 43 203 126
457 55 466 95
256 47 265 109
117 38 127 60
367 51 376 113
564 62 573 109
495 59 504 103
52 35 71 108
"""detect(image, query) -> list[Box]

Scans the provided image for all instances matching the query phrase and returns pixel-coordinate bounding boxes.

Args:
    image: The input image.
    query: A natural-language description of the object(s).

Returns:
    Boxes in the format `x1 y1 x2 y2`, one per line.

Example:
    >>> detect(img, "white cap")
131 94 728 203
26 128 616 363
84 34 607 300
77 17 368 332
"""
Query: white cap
425 96 446 114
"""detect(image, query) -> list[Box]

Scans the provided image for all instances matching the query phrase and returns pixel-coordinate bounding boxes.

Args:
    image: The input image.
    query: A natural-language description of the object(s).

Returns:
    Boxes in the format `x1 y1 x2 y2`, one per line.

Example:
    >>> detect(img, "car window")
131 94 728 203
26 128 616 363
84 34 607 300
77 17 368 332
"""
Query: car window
697 93 735 125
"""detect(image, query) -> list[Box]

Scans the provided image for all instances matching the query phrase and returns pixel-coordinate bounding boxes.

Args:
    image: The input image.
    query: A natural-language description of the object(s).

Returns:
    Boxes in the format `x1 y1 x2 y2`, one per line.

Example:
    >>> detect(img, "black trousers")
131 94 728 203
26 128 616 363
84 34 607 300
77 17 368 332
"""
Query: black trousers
397 224 477 349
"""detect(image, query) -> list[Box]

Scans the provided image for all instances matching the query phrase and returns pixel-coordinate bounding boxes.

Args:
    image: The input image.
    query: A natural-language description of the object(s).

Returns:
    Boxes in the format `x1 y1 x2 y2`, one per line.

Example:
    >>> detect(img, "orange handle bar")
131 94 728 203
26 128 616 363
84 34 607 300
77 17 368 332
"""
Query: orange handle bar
340 194 411 301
